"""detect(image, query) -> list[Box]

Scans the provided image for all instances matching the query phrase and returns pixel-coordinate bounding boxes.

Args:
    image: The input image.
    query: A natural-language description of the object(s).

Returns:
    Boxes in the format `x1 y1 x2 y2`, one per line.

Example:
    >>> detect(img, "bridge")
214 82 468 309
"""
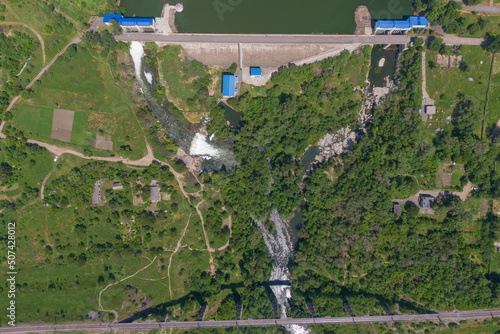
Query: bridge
2 309 499 333
115 33 486 46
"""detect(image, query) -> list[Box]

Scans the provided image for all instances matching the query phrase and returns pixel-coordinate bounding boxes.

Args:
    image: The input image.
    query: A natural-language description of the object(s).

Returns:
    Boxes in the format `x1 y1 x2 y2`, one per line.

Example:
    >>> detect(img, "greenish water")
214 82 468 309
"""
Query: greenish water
120 0 412 34
219 101 242 127
368 45 398 87
302 146 319 168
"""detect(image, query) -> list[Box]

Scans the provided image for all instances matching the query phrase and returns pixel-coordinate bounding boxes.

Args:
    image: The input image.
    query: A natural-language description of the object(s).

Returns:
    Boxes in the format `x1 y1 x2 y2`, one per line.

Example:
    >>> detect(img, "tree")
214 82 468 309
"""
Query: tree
108 19 122 36
62 44 77 61
413 37 424 48
42 25 53 34
0 163 13 184
484 34 500 53
428 37 444 52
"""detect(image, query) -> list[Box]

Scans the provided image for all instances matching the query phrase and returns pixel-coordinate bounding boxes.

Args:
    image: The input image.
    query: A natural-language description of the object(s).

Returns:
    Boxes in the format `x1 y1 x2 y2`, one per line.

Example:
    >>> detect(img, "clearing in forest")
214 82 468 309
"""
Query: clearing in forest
50 109 75 143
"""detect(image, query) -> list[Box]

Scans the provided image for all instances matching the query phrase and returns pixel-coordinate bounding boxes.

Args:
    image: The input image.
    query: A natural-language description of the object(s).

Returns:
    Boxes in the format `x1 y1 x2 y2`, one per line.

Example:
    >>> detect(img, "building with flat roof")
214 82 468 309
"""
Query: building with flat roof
150 180 161 203
222 74 238 97
419 194 435 209
393 203 402 216
103 14 155 32
250 67 262 78
425 105 436 115
92 181 101 205
375 16 429 34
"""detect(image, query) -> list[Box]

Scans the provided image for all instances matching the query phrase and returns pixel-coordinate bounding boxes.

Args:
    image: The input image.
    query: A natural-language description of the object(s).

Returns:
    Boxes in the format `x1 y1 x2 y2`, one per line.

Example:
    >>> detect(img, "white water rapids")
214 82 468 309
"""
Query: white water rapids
190 133 220 157
254 209 310 334
130 42 223 160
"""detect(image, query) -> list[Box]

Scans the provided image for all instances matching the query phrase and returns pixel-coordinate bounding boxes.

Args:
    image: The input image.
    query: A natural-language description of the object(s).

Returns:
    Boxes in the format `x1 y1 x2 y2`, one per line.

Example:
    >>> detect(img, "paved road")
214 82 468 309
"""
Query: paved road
116 33 486 46
451 0 500 14
2 309 499 333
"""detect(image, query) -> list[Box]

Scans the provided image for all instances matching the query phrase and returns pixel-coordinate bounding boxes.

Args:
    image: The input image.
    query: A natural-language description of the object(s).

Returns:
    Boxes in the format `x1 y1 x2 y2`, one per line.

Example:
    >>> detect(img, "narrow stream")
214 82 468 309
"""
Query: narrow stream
254 209 309 334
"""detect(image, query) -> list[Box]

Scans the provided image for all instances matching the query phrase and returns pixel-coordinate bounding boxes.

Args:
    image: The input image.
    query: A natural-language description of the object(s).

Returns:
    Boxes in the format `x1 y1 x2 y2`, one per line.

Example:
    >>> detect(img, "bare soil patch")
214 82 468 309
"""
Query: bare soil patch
436 54 463 68
95 133 113 151
436 163 453 187
51 109 75 143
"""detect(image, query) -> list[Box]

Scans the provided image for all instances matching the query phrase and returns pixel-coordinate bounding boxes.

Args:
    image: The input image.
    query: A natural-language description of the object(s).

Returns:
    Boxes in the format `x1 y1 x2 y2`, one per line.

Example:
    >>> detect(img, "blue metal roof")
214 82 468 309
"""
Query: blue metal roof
222 74 236 97
409 16 429 27
250 67 261 76
103 14 154 27
376 16 429 30
118 18 137 26
135 18 154 26
394 20 411 29
376 21 395 29
103 14 123 23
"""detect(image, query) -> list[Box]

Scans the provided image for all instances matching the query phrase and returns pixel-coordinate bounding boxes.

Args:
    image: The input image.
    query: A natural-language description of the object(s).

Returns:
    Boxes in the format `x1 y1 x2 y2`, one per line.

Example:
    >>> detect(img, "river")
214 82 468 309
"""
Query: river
129 42 236 171
120 0 412 34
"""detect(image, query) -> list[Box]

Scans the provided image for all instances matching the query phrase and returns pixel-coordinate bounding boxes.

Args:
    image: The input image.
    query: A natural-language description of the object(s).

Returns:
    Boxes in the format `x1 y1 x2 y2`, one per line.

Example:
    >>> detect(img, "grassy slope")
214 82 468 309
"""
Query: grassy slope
485 55 500 138
11 47 147 159
4 0 75 60
157 45 222 110
0 146 54 197
426 46 492 136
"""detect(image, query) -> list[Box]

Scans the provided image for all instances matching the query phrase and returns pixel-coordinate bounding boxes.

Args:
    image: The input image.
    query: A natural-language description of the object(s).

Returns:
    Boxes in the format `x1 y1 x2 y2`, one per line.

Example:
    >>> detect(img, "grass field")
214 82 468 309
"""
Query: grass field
157 45 222 112
70 111 89 144
3 0 76 60
485 55 500 138
10 46 148 159
11 105 53 138
0 144 54 197
426 46 492 136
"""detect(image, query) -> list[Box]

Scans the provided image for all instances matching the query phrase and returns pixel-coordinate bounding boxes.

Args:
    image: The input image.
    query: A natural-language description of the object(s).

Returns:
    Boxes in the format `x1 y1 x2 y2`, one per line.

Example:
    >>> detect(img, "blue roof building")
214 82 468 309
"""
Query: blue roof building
103 14 123 24
376 20 395 30
409 16 429 28
394 20 411 30
222 74 238 97
119 18 154 27
375 16 429 33
250 67 262 78
103 14 155 30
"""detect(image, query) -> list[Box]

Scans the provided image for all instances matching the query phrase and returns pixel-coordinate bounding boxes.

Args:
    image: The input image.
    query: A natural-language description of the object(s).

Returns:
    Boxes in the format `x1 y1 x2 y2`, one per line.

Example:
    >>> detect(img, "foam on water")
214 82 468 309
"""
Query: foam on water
190 133 220 157
254 209 310 334
130 42 144 78
145 72 153 84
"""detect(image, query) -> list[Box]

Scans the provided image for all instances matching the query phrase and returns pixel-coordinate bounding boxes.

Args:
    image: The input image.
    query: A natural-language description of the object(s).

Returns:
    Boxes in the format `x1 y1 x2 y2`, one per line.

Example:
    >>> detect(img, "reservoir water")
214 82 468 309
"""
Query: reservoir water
120 0 412 34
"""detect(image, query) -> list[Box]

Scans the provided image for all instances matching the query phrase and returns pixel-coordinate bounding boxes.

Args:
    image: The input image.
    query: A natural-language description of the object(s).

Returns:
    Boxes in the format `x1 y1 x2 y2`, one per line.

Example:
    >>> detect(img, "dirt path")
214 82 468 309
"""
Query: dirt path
194 200 216 275
167 213 192 300
422 52 435 107
2 22 46 65
40 170 53 200
98 255 157 322
394 181 474 204
0 123 191 201
6 37 80 112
